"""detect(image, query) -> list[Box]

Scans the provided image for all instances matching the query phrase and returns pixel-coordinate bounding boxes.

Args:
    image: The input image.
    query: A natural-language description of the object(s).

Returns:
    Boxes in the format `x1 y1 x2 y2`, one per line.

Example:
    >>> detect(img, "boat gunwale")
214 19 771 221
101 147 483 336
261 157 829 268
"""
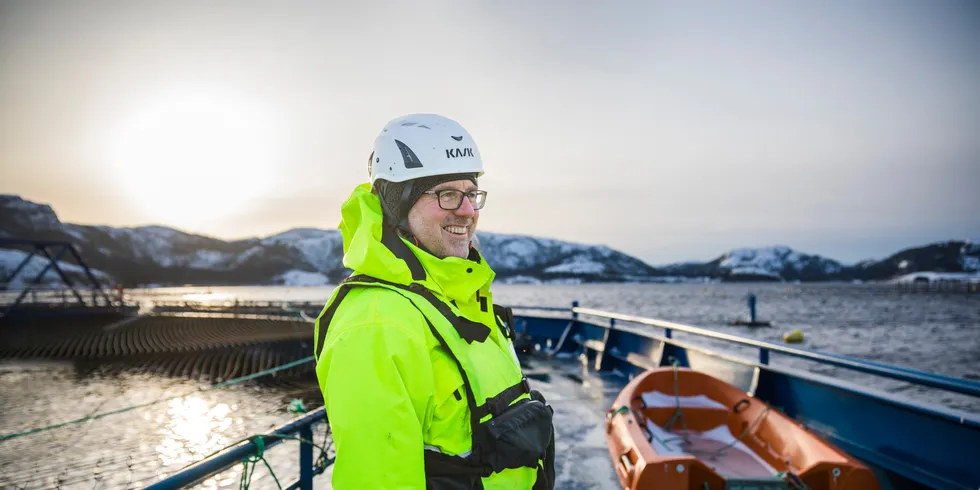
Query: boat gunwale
513 309 980 490
594 328 980 428
536 305 980 399
508 307 980 426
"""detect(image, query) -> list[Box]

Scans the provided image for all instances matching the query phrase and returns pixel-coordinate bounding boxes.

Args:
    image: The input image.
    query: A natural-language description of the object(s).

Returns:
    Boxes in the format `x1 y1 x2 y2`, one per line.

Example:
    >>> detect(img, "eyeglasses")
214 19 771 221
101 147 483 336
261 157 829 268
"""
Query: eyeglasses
421 189 488 211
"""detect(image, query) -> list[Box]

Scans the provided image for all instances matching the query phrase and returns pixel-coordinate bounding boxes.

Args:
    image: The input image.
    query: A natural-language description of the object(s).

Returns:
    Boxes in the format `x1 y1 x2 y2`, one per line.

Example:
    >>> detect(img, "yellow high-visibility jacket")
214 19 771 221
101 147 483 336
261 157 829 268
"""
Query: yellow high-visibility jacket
314 183 538 489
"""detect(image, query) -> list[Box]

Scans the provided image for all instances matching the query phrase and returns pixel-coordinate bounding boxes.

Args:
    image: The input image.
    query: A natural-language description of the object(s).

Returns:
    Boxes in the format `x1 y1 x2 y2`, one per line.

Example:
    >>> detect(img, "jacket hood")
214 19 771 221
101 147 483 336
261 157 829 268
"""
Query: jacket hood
338 183 494 302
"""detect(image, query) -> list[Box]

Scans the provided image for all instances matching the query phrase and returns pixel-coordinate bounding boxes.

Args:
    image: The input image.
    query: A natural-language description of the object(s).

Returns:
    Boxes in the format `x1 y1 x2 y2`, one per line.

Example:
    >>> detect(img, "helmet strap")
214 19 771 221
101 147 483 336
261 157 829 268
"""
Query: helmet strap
395 180 415 234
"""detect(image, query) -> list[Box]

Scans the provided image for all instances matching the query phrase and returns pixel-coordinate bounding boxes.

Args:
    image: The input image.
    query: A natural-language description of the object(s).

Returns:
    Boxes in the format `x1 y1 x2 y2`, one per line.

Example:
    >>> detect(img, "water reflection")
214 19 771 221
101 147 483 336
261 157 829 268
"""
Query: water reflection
182 292 236 304
156 396 234 469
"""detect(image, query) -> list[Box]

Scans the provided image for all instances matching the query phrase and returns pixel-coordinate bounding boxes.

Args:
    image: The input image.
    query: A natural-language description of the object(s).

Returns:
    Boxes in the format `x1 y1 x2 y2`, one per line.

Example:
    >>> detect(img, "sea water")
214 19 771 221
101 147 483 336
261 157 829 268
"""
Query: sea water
1 283 977 489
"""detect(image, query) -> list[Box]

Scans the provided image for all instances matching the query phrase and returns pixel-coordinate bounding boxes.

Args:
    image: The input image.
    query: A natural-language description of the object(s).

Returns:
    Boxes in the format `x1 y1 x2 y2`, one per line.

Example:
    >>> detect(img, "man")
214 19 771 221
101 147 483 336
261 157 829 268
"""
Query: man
314 113 555 489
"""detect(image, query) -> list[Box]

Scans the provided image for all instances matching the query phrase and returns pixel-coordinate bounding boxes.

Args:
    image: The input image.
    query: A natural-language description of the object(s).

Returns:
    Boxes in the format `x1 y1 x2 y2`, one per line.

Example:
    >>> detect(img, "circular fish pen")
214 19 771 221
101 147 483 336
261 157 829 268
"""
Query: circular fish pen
0 303 328 490
0 306 319 388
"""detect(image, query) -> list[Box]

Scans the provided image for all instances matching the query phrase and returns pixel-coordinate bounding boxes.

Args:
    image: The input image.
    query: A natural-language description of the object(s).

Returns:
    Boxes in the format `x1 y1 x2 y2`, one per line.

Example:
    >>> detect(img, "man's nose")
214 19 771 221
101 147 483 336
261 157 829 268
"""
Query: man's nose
454 195 476 217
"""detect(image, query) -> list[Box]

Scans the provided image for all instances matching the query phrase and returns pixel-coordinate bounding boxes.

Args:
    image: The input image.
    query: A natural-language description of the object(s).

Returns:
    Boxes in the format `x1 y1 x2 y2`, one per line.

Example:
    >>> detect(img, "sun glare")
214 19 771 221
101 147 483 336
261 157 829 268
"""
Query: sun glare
107 91 281 231
156 395 233 468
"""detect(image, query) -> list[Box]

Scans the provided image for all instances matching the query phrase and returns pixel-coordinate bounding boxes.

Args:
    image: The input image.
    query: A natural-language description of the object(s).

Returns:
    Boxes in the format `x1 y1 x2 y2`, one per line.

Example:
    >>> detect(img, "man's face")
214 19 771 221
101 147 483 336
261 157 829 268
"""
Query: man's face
407 179 479 259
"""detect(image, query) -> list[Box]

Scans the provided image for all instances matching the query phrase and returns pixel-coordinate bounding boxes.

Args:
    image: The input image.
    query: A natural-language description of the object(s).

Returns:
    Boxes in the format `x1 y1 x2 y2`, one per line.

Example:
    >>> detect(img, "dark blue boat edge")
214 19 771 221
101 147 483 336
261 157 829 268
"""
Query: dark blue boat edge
512 308 980 490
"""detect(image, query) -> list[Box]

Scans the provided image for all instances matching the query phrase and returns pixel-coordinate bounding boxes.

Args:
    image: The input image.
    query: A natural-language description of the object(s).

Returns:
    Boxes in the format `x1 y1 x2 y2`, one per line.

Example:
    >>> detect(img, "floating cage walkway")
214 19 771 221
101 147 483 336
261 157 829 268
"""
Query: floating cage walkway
0 307 321 385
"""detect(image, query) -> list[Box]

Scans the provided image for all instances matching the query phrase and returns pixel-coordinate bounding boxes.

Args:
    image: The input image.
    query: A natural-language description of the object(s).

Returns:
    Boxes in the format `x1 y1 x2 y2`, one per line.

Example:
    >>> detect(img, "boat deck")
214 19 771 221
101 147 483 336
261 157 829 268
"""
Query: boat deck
520 355 624 489
309 355 625 489
309 354 625 489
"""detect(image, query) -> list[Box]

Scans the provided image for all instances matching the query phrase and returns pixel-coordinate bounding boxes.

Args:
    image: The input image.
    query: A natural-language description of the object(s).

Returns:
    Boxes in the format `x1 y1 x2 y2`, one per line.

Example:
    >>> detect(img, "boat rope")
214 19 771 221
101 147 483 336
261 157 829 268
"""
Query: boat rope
664 358 690 434
694 405 770 460
660 358 771 461
0 355 316 443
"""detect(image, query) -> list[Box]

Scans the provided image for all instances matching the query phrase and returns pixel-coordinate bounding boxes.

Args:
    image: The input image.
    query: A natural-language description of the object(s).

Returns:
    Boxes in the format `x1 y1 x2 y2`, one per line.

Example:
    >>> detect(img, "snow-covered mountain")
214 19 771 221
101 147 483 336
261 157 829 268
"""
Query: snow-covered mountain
0 248 114 288
659 245 843 282
713 246 843 281
0 195 658 286
661 240 979 282
849 239 980 280
258 228 345 274
477 233 658 283
0 195 333 287
2 194 976 286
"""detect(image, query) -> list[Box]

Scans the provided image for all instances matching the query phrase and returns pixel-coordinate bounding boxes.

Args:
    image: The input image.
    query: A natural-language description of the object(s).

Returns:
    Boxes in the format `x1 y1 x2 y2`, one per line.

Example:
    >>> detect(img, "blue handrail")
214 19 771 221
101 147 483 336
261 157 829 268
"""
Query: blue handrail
573 306 980 399
144 409 329 490
143 302 978 490
503 305 572 312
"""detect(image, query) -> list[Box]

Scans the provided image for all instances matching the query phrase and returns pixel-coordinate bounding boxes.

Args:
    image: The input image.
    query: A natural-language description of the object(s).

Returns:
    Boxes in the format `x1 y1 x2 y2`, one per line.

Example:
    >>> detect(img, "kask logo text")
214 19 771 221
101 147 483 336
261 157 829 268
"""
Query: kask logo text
446 148 474 158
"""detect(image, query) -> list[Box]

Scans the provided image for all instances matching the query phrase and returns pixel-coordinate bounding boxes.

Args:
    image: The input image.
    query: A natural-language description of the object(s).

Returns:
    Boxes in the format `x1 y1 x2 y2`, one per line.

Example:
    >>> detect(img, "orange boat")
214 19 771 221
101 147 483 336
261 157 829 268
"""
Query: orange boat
605 366 881 490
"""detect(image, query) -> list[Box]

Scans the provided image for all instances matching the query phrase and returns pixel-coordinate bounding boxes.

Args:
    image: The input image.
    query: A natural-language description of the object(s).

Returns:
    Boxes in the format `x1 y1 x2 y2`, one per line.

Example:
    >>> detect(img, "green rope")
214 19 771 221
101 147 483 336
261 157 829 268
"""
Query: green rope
0 355 316 442
240 436 283 490
211 356 313 388
175 432 333 490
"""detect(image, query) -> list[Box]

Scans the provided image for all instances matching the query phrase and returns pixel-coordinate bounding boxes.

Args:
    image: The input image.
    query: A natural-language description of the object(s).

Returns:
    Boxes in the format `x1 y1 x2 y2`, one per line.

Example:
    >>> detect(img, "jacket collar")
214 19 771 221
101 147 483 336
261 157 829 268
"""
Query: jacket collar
339 183 494 303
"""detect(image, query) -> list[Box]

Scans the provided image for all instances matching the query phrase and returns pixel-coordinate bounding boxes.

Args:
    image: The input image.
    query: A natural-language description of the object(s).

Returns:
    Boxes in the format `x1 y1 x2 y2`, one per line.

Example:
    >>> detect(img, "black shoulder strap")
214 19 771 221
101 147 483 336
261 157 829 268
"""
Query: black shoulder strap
381 224 426 281
492 304 517 341
346 274 490 344
315 274 491 359
314 284 354 361
472 376 530 420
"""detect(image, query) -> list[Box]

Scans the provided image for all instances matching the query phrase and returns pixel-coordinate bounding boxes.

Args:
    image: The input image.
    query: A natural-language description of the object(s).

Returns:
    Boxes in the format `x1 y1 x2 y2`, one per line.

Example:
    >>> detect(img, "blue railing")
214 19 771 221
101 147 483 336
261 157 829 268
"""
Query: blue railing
145 409 330 490
144 301 979 490
545 303 980 490
571 305 980 399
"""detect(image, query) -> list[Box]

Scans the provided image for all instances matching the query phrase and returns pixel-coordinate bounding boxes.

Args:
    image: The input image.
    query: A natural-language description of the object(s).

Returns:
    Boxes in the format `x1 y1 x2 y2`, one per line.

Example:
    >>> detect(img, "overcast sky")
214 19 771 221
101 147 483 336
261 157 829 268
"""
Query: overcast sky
1 0 978 265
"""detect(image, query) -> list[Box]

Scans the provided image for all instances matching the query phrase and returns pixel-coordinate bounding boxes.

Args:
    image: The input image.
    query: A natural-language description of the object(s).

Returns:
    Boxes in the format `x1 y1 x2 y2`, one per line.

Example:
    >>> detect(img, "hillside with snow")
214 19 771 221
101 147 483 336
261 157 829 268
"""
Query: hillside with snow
0 248 114 288
0 195 660 286
477 233 658 283
713 246 843 281
850 239 980 280
659 246 843 282
2 194 976 286
661 240 979 282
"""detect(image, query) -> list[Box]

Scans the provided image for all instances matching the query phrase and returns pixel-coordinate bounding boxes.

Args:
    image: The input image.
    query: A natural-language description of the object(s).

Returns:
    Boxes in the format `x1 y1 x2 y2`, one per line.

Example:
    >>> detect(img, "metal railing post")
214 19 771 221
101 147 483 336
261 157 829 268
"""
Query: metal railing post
760 348 769 366
596 317 616 371
571 300 579 320
299 426 313 490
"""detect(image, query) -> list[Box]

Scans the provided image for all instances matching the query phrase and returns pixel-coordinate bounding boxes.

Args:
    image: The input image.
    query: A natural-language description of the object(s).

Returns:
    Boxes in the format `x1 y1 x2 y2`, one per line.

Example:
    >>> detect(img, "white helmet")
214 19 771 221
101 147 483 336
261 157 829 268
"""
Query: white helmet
368 113 484 184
